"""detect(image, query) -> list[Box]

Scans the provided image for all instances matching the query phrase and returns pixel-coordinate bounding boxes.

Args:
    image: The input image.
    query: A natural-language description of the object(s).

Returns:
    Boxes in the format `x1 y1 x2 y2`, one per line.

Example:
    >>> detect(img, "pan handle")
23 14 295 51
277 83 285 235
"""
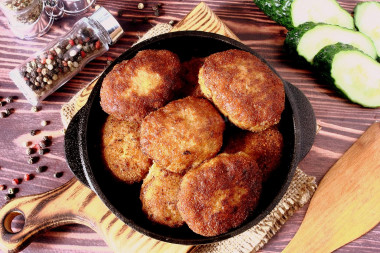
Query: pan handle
284 81 316 163
64 108 90 187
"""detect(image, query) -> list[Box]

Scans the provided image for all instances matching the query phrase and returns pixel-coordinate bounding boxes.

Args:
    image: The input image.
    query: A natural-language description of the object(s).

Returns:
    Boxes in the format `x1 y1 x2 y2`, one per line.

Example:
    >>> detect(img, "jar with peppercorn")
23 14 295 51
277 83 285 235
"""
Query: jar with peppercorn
0 0 54 39
9 6 124 105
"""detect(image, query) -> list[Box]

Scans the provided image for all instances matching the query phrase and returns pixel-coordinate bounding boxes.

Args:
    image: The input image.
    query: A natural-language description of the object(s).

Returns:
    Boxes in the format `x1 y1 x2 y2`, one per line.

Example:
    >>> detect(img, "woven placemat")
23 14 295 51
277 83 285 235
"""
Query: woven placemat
60 23 317 253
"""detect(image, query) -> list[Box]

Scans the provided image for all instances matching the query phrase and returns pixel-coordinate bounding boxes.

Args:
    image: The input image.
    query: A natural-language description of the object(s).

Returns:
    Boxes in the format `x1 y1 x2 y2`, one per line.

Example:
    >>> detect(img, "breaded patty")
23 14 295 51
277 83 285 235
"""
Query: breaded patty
140 96 225 174
140 163 184 228
179 57 205 98
101 116 152 184
224 126 283 181
177 152 262 236
199 49 285 132
100 49 182 122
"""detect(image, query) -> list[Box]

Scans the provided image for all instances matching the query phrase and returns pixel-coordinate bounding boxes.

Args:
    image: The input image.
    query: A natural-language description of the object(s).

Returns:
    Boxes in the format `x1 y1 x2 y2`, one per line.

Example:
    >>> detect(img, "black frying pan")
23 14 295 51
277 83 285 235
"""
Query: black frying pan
64 31 316 245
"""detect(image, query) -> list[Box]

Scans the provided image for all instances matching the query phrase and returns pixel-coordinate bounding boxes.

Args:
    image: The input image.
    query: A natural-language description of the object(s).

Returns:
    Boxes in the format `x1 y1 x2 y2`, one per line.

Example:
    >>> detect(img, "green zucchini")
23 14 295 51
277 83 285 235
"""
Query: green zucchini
253 0 354 30
354 1 380 59
313 43 380 108
284 22 377 64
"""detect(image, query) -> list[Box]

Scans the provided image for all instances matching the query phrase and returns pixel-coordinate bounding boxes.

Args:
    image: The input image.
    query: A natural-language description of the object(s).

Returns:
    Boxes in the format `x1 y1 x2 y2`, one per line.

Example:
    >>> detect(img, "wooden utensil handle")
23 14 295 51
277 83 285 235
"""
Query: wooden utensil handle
0 179 92 252
0 178 191 253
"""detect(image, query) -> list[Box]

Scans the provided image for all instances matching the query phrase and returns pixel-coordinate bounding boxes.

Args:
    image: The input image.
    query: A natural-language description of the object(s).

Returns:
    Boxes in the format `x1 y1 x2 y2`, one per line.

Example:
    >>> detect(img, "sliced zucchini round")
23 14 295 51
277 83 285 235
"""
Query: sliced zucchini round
284 22 377 64
354 1 380 59
291 0 354 29
313 43 380 108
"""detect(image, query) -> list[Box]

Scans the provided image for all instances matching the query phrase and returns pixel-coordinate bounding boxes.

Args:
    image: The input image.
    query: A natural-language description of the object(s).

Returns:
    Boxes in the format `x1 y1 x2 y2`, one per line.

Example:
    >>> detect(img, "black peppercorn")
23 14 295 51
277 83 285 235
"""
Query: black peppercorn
0 112 5 118
36 165 47 173
5 108 12 116
5 96 13 103
30 130 36 136
54 171 63 178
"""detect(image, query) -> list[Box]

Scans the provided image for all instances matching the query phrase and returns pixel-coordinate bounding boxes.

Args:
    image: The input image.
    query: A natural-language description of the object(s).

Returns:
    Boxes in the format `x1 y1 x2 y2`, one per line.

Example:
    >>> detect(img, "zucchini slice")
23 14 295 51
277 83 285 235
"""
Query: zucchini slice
291 0 354 29
254 0 353 30
354 1 380 59
313 43 380 108
284 22 377 63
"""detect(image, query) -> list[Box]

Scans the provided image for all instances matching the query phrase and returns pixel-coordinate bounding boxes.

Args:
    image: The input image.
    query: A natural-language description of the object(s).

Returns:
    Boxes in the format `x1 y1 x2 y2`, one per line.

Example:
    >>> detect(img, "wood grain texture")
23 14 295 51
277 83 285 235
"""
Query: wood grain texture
283 122 380 252
0 178 191 253
0 0 379 252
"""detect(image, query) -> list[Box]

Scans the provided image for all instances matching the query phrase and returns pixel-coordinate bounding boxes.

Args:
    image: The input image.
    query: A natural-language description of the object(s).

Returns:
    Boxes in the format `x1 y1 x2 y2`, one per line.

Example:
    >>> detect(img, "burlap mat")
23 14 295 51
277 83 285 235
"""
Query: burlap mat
60 23 317 253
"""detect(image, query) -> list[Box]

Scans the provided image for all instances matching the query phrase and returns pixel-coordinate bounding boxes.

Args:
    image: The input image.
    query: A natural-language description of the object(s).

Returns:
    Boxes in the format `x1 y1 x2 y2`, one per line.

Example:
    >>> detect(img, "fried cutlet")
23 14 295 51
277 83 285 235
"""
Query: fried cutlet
140 96 225 174
140 163 184 228
224 126 284 181
179 57 205 98
198 49 285 132
101 115 152 184
177 152 263 237
100 49 182 122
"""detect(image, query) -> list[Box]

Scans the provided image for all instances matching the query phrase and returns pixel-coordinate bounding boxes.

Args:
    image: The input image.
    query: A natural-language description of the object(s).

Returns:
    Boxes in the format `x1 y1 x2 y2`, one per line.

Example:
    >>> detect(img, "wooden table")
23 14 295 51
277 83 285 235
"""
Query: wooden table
0 0 379 252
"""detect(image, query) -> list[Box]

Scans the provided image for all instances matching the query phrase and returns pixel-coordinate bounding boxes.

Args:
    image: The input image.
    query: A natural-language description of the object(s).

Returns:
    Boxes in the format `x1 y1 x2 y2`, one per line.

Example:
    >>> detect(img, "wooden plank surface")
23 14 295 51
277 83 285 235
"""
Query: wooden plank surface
0 0 379 252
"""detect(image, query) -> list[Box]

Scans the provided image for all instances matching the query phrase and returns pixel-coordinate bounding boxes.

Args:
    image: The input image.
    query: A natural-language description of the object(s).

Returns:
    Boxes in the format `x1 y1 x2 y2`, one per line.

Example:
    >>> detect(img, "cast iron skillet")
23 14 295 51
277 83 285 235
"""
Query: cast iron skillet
64 31 316 245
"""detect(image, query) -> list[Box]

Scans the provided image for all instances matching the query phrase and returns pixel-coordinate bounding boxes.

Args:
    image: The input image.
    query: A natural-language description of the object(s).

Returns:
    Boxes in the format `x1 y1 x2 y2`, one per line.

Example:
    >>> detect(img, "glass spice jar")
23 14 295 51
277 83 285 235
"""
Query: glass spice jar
0 0 54 39
9 7 124 105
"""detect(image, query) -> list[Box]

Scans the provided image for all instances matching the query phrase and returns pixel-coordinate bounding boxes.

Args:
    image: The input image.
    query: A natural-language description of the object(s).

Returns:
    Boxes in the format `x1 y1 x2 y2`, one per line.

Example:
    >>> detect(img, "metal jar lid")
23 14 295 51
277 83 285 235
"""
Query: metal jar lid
89 6 123 45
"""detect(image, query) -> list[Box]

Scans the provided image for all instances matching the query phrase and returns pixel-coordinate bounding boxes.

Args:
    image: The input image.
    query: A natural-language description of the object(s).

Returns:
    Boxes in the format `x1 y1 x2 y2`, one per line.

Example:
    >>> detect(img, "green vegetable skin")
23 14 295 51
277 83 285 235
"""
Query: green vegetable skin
354 1 380 59
313 43 380 108
284 22 377 63
254 0 354 30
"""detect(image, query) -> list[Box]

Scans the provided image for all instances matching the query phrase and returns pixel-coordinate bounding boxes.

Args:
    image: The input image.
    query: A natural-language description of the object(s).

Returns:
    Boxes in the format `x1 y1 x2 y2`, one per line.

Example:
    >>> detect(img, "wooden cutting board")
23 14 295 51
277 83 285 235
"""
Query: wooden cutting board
0 3 239 253
282 122 380 252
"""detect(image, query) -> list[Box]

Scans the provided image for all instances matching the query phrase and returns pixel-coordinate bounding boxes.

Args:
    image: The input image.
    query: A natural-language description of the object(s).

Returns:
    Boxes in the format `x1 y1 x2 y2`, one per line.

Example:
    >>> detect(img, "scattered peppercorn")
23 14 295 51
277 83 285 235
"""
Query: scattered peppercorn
0 101 5 107
5 96 13 103
26 147 33 155
5 108 12 116
12 178 20 185
0 185 6 191
23 141 30 147
38 148 48 155
30 130 37 136
137 2 144 9
8 188 15 195
169 20 175 26
54 171 63 178
41 120 48 126
39 141 47 149
24 174 33 181
31 106 39 112
154 9 160 16
27 156 37 164
0 112 5 118
117 9 124 17
36 165 47 173
4 194 12 201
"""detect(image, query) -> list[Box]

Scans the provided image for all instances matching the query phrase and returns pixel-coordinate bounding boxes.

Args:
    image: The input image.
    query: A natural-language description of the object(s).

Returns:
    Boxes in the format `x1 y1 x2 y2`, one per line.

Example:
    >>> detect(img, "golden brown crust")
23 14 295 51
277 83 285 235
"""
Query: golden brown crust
100 50 182 122
224 126 283 181
199 49 285 132
101 116 152 184
140 163 184 227
177 152 262 236
140 96 225 174
179 57 205 98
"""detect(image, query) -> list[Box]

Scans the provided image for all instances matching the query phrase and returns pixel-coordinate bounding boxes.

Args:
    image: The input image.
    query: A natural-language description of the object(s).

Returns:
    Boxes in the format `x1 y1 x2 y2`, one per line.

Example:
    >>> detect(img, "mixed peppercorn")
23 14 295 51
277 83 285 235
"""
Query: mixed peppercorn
0 102 64 201
20 27 103 100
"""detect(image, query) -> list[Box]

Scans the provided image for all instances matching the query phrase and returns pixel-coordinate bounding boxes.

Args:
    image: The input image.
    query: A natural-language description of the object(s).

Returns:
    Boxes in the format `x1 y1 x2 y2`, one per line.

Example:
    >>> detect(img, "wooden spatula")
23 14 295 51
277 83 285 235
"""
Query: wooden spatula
282 122 380 252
